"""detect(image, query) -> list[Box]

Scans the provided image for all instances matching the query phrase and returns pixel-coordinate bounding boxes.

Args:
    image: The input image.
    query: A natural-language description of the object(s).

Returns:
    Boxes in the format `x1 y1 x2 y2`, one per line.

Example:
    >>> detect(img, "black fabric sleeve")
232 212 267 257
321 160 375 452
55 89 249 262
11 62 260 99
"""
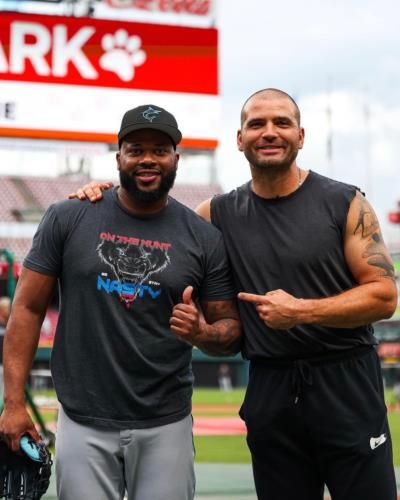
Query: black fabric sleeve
209 194 222 230
23 204 64 276
198 232 236 301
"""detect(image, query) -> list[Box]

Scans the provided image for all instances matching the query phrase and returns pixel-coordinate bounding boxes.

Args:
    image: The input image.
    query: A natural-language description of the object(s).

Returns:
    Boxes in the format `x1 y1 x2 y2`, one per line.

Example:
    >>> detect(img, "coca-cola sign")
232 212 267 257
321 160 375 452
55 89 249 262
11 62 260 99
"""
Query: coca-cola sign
107 0 212 16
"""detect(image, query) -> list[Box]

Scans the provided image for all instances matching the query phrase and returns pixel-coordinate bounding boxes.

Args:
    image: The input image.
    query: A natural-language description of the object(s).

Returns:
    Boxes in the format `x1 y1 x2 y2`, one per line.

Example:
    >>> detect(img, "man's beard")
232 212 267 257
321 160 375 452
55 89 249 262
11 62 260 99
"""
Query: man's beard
246 146 298 173
251 161 292 179
119 168 177 203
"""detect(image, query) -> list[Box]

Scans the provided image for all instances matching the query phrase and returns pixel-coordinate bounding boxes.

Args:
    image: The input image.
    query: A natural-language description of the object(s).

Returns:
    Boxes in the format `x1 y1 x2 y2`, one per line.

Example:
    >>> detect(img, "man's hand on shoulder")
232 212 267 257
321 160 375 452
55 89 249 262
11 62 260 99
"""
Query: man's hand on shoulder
68 181 114 203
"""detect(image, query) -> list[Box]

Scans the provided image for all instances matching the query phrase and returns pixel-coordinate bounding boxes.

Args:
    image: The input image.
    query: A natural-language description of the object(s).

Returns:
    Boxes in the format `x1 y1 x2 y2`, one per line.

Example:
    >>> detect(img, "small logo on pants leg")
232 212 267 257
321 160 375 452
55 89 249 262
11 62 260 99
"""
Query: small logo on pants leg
370 433 387 450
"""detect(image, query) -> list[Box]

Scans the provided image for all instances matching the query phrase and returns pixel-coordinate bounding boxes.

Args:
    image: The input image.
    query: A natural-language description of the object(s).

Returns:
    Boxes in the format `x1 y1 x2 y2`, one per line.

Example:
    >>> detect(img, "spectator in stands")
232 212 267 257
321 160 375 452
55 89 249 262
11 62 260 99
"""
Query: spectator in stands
0 104 241 500
0 296 11 401
71 89 398 500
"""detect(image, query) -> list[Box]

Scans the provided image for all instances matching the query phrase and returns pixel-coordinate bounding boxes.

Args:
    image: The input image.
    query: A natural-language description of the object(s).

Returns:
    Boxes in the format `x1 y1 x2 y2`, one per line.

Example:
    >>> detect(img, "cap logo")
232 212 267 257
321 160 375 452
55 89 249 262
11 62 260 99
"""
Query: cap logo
142 106 162 122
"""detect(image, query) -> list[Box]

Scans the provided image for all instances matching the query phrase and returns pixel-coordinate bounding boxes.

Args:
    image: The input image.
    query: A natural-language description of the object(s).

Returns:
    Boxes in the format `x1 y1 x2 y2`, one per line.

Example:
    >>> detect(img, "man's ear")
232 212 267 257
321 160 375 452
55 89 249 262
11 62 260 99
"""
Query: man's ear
298 127 305 150
116 152 121 170
237 129 244 151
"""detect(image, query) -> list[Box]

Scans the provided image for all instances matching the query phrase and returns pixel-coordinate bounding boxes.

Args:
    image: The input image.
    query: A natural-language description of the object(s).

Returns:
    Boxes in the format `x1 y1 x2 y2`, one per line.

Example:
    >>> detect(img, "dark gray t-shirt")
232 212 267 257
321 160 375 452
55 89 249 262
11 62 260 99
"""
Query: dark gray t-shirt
211 171 376 360
24 189 235 429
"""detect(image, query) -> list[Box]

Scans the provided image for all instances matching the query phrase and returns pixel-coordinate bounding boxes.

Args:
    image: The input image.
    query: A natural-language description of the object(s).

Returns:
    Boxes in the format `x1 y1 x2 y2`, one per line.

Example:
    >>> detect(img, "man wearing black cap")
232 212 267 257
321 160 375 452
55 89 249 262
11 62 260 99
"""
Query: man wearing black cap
69 91 398 500
0 105 241 500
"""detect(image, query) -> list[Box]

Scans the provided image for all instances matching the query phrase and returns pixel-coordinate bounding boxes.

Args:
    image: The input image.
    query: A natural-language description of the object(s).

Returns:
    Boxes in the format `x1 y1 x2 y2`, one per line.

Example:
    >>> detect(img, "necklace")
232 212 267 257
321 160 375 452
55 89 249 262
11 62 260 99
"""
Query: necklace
298 166 303 187
272 167 303 199
255 167 306 199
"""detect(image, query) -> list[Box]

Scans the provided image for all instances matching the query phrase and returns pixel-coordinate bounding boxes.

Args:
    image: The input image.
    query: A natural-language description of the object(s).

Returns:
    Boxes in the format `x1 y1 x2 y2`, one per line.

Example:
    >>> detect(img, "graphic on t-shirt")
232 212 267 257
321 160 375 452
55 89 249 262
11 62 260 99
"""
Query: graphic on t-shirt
96 232 171 306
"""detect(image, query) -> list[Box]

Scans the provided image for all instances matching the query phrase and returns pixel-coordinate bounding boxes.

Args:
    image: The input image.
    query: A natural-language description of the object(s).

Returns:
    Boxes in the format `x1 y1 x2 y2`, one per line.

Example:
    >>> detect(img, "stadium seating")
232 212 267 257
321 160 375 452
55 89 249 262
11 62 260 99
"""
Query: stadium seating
0 175 222 263
0 177 33 221
0 237 32 263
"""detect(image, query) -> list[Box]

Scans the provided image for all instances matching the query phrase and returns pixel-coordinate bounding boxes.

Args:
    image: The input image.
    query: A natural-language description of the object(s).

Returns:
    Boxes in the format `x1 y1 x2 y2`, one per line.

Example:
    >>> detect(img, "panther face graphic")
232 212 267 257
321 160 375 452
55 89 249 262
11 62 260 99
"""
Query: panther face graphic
97 239 170 305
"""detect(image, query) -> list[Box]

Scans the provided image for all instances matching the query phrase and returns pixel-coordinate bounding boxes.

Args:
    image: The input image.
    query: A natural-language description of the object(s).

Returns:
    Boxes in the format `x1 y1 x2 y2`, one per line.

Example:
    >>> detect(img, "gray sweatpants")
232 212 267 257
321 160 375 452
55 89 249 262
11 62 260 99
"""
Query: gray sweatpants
56 407 195 500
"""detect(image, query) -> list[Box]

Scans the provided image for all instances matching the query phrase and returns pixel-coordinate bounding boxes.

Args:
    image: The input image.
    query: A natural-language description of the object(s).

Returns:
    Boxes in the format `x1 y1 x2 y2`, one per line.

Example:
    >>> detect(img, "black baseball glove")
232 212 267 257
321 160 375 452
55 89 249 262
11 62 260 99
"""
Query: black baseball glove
0 438 53 500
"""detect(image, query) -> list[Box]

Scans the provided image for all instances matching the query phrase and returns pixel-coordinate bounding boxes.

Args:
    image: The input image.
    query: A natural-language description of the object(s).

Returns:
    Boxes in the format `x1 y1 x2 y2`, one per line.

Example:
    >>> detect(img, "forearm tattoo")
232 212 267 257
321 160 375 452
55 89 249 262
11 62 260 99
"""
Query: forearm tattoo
197 320 242 356
197 300 241 355
353 193 395 280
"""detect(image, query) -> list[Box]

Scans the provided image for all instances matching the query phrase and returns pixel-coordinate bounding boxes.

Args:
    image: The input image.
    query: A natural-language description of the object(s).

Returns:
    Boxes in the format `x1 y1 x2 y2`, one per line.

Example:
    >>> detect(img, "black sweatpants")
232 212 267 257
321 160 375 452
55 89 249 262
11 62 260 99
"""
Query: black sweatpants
240 347 397 500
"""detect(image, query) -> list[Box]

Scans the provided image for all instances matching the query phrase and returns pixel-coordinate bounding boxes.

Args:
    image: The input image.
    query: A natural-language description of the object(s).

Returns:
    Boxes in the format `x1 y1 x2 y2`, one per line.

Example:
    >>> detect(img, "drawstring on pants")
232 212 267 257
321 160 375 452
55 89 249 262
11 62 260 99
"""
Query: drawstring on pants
252 346 373 405
292 360 313 404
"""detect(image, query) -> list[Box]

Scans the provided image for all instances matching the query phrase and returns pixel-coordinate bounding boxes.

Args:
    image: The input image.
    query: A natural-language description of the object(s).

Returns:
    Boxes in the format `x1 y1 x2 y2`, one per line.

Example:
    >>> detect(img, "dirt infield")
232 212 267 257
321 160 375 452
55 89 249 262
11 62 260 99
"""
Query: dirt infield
192 403 245 434
193 416 246 435
192 404 240 413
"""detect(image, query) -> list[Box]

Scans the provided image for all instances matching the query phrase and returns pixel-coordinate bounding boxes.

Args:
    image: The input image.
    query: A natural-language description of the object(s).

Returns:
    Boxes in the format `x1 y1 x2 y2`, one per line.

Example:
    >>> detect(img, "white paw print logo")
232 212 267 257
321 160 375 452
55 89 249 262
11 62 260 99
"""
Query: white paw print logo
99 29 147 82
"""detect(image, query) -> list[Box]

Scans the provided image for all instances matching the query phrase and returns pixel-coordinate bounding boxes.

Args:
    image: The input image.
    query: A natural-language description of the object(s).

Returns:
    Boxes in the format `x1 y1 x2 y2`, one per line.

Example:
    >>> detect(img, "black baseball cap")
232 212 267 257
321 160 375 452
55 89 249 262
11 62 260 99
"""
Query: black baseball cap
118 105 182 148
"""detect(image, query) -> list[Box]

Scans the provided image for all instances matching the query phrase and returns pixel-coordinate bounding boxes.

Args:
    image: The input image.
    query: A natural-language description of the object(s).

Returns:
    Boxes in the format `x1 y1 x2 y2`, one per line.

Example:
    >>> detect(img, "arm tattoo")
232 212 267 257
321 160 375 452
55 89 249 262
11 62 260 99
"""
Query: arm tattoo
197 321 242 356
197 300 242 356
353 194 395 280
201 300 239 324
353 194 379 238
363 233 395 280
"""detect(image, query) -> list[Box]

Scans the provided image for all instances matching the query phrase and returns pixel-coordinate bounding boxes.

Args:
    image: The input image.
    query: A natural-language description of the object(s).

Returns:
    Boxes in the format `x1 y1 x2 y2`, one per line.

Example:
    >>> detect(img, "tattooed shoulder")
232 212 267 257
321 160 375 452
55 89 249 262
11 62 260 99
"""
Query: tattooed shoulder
353 191 379 238
362 236 395 280
352 193 396 280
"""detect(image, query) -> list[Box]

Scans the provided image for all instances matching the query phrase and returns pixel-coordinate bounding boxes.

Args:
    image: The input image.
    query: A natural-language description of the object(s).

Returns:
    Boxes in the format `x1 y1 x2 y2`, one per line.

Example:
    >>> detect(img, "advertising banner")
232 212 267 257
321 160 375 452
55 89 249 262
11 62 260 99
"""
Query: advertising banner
0 12 219 148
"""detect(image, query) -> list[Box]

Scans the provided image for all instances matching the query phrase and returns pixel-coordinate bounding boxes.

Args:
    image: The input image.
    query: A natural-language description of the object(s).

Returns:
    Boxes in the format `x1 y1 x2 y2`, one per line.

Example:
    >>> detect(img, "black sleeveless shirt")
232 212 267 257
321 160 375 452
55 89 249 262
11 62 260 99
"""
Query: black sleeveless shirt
211 171 376 360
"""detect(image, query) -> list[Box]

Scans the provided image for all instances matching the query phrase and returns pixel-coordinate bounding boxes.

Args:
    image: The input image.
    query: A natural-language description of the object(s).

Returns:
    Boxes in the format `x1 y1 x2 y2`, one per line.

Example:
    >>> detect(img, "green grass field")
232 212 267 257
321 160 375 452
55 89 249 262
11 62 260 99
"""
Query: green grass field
192 388 245 406
194 435 250 463
194 388 400 465
193 388 250 463
389 412 400 466
30 387 400 466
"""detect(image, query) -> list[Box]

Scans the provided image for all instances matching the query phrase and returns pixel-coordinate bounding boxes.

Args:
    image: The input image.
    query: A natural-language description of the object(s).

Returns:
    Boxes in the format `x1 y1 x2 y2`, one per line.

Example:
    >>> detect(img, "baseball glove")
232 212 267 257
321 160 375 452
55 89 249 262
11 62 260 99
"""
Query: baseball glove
0 438 53 500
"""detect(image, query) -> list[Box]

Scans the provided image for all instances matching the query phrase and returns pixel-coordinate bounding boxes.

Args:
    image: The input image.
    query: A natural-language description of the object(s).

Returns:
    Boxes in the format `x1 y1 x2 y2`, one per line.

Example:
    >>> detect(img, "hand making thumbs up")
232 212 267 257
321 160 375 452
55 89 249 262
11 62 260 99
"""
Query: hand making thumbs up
170 286 203 343
182 285 195 307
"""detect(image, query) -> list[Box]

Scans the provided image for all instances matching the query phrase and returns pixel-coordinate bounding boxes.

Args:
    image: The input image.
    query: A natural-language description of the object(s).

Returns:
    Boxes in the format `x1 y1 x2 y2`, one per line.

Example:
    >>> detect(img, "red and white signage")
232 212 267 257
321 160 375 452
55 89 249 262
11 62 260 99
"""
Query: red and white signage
107 0 212 16
0 12 217 93
0 12 219 148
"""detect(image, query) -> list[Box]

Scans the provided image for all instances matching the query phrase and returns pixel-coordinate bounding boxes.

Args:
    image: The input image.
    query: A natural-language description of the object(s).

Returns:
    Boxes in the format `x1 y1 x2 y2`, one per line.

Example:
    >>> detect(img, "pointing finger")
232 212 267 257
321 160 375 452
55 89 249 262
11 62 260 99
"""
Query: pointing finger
238 292 265 304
